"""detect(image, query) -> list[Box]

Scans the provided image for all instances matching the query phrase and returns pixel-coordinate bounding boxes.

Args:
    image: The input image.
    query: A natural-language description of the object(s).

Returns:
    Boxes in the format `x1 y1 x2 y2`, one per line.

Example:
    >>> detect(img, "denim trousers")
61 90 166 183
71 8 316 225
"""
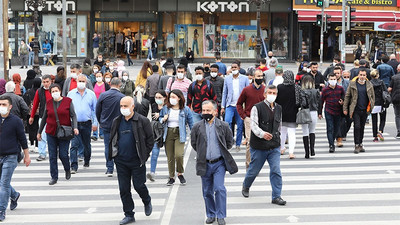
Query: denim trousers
224 106 243 146
353 110 368 145
127 53 133 66
324 111 341 146
38 118 47 157
394 104 400 134
103 130 114 173
192 40 199 54
243 147 282 200
0 154 19 212
28 51 34 65
147 49 153 60
115 158 151 217
201 160 227 219
192 111 203 124
70 121 92 170
150 143 160 173
47 134 71 180
92 127 104 138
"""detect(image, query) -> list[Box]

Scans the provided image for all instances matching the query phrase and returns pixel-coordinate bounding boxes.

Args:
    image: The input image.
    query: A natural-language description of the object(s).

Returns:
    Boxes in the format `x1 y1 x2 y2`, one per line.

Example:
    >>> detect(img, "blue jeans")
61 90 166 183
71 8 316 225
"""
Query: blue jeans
224 106 243 146
147 49 153 60
324 111 341 146
179 38 184 55
243 147 282 200
92 127 104 138
192 111 203 124
103 130 114 173
150 143 160 173
0 154 19 211
47 134 71 180
152 48 157 59
192 40 199 54
38 119 47 157
28 51 34 65
70 121 92 170
201 160 227 219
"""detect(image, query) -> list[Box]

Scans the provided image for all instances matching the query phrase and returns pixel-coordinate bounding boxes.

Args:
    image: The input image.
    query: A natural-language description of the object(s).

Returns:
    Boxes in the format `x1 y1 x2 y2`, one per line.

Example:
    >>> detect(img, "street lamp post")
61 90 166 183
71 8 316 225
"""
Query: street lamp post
248 0 268 60
25 0 46 75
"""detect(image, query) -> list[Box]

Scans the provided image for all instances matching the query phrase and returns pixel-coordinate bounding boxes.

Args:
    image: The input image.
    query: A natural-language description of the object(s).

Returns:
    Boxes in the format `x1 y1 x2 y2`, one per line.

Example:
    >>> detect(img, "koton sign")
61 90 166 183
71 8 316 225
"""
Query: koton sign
25 0 76 12
197 1 250 12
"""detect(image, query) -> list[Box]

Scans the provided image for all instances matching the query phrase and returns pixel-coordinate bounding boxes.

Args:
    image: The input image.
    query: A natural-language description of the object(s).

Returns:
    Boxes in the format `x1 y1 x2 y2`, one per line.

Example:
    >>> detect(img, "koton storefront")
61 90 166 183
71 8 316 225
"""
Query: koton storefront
294 0 400 61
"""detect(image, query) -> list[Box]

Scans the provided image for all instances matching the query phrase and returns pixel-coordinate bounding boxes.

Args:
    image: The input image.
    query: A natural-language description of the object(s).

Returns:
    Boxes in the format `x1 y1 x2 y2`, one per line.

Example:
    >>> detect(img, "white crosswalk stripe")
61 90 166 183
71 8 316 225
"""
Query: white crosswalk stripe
223 124 400 225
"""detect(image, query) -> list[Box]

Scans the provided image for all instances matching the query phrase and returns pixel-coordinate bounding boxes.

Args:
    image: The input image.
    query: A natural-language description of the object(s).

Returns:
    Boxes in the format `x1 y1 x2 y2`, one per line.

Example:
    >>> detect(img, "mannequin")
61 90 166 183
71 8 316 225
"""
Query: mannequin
238 29 245 58
228 29 237 58
221 33 228 57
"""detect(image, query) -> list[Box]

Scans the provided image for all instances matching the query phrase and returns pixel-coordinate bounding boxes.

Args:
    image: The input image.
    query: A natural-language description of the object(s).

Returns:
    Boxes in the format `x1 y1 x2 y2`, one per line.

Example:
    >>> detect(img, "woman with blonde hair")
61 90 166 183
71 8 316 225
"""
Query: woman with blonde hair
133 85 150 117
370 69 388 142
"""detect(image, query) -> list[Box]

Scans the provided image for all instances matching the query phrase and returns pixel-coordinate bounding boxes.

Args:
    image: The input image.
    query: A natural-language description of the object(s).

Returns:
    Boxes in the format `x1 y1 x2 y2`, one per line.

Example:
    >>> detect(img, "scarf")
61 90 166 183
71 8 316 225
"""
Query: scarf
12 73 22 96
283 70 302 106
0 79 6 95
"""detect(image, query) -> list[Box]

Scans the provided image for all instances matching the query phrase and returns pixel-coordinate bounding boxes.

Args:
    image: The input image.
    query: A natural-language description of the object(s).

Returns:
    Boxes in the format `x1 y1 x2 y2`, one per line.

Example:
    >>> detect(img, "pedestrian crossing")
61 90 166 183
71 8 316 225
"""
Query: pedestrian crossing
222 124 400 225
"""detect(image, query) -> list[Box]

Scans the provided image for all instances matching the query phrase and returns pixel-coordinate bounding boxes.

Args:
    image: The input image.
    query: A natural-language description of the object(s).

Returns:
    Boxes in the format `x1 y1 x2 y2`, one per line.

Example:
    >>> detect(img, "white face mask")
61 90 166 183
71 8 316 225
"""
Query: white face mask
120 108 131 116
51 92 61 100
344 78 350 81
155 99 164 105
177 73 184 79
105 78 111 83
0 106 9 116
77 82 86 90
266 95 277 103
43 86 49 90
306 68 311 73
109 66 114 71
328 80 337 86
169 98 178 106
210 72 218 78
195 74 203 81
232 70 239 75
93 69 99 74
96 77 103 83
123 76 129 81
70 73 77 79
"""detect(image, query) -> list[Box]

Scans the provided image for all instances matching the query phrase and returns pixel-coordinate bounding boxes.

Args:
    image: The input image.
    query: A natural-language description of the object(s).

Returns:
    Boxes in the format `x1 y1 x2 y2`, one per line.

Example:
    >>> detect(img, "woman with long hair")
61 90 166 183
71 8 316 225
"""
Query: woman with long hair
300 75 320 158
147 90 168 182
12 73 25 96
159 89 193 186
133 85 150 117
55 66 66 90
135 61 153 88
370 69 388 142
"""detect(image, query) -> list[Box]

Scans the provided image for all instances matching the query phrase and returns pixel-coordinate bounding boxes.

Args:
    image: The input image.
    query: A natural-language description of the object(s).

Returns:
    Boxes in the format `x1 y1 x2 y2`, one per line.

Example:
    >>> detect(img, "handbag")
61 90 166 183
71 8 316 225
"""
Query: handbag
296 107 312 125
383 90 391 108
53 101 74 141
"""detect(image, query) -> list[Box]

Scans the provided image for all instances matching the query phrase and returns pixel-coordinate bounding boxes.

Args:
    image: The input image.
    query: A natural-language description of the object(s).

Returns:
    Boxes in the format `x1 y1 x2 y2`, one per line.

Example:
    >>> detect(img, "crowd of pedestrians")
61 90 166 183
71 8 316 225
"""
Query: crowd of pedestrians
2 50 400 225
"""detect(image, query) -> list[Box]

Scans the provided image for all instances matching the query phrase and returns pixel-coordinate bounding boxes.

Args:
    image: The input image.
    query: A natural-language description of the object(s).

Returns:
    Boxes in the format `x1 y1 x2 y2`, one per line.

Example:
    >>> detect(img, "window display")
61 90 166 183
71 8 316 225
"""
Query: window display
203 24 216 57
271 13 289 58
187 25 203 58
175 25 187 58
220 25 256 58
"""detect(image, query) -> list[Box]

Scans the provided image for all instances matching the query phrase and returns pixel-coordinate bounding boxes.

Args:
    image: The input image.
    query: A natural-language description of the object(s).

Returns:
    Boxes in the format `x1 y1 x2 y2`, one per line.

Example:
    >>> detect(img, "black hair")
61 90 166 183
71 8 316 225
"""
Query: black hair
177 64 187 72
0 95 12 105
260 58 267 64
195 66 205 72
328 73 337 78
152 65 159 72
310 62 318 66
210 64 219 70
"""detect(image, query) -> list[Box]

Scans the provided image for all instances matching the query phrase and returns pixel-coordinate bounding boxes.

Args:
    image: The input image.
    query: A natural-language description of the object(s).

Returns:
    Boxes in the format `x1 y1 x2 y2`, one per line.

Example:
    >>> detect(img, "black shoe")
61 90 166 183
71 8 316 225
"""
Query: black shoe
217 218 226 225
119 216 135 225
303 136 310 158
84 163 89 167
10 192 20 210
36 155 46 161
105 171 113 177
167 178 175 186
65 170 71 180
20 66 24 69
71 169 77 174
206 217 215 224
91 136 98 141
49 179 57 185
272 197 286 205
309 133 316 156
329 145 335 153
178 175 186 185
242 186 249 198
144 201 152 216
396 133 400 139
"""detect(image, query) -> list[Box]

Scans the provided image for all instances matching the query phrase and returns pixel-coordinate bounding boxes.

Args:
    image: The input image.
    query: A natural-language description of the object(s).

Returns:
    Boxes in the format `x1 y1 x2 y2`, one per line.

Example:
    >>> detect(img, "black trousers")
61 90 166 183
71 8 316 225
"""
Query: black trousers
337 115 353 139
353 110 368 145
115 158 151 217
371 109 387 137
28 115 39 147
117 43 122 54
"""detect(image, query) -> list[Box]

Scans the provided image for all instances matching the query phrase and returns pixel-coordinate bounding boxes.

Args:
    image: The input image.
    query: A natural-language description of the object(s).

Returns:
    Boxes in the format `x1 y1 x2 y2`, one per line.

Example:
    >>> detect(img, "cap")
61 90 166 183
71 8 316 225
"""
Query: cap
275 67 283 74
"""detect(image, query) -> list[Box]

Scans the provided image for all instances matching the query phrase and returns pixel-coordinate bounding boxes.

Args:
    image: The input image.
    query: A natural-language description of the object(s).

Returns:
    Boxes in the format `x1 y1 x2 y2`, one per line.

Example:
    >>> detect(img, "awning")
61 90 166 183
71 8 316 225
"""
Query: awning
297 10 400 23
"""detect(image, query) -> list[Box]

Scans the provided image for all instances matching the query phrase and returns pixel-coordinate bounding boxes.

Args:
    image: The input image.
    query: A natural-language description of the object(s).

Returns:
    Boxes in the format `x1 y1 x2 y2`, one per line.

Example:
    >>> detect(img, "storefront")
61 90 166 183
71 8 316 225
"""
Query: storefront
9 0 90 59
294 0 400 62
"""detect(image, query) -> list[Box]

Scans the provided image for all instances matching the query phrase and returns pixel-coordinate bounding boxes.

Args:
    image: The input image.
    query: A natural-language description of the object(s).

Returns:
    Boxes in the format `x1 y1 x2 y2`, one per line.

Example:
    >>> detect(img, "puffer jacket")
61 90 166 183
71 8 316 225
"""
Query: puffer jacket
343 79 375 118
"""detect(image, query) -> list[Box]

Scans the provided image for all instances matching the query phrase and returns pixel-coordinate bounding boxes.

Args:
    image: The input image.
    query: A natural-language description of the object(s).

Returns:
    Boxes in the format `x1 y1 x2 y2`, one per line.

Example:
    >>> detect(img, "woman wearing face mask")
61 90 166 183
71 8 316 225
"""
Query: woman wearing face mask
91 72 110 141
89 65 101 85
37 84 79 185
120 71 135 97
159 89 193 186
300 75 320 158
275 71 305 159
104 72 113 86
295 61 309 84
147 90 167 182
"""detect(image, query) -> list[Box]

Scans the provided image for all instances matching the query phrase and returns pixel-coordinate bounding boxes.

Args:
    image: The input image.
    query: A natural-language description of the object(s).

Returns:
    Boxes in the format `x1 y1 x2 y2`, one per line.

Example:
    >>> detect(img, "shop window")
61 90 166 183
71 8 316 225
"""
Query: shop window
271 13 289 58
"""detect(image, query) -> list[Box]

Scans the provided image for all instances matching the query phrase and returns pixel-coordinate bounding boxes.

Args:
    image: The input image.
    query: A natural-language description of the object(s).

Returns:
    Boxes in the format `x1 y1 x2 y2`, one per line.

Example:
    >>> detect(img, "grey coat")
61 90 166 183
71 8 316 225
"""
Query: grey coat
191 118 238 177
2 92 29 120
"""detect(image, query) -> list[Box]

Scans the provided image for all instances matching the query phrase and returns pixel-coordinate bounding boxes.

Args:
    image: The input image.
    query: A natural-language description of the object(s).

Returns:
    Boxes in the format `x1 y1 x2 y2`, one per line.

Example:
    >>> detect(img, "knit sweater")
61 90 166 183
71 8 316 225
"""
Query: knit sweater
236 84 265 119
0 114 28 156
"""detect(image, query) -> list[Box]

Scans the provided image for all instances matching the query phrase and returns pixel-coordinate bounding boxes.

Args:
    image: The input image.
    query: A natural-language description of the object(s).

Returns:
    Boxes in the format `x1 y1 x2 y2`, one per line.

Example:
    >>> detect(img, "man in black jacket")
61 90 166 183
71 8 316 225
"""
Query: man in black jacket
306 62 326 90
388 67 400 138
242 85 286 206
109 96 154 225
191 100 238 225
0 96 31 221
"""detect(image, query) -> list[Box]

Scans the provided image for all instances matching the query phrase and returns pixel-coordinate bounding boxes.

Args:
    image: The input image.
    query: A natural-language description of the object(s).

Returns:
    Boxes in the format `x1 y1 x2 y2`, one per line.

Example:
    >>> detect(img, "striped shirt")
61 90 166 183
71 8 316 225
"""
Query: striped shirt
165 77 192 101
320 85 345 116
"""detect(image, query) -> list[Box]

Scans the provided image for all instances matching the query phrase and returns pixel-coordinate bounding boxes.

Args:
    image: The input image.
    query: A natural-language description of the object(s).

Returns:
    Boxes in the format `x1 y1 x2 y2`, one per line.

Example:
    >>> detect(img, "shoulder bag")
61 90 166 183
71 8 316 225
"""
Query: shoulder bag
296 107 312 125
53 100 74 140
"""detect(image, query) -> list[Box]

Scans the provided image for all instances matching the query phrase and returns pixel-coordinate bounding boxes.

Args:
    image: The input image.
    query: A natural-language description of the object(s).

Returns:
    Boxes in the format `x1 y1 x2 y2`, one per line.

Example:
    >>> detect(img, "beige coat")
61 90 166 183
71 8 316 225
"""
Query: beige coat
343 79 375 118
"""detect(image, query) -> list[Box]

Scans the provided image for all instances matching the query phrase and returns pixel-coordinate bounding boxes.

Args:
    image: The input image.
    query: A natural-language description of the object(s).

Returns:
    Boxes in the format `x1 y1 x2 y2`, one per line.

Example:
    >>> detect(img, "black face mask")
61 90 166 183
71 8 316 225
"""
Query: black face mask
204 67 210 72
255 78 264 85
268 56 272 59
202 113 214 122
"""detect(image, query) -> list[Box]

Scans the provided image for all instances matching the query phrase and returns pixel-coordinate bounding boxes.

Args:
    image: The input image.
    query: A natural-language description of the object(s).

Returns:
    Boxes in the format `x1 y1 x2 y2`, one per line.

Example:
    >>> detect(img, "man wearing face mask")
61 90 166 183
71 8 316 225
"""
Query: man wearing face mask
0 96 31 222
109 96 154 225
343 69 375 154
187 66 217 123
319 74 345 153
206 64 224 117
242 85 286 206
221 62 249 151
191 100 238 225
236 70 265 168
332 67 350 147
67 75 98 173
62 64 93 97
165 64 192 101
266 51 278 69
323 56 345 79
203 62 211 78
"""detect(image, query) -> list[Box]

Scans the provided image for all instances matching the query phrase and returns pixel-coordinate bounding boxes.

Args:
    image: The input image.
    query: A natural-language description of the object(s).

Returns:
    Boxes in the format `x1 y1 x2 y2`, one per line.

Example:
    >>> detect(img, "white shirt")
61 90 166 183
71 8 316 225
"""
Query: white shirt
168 109 180 128
231 76 240 106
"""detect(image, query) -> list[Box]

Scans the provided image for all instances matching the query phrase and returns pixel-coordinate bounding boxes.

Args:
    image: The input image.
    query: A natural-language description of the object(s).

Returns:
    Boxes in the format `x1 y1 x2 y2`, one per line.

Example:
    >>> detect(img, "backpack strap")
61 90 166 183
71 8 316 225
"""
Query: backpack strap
169 77 176 91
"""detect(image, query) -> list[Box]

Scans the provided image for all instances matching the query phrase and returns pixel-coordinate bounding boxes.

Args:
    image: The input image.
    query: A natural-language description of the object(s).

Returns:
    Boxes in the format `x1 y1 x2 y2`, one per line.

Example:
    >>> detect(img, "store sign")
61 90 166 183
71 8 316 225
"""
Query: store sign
294 0 397 6
197 1 250 12
374 22 400 31
25 1 76 12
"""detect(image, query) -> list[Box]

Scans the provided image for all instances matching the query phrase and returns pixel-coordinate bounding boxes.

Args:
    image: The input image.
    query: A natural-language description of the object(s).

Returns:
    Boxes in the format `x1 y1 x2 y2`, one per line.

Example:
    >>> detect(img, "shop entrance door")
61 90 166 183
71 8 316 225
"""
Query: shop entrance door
95 21 117 58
